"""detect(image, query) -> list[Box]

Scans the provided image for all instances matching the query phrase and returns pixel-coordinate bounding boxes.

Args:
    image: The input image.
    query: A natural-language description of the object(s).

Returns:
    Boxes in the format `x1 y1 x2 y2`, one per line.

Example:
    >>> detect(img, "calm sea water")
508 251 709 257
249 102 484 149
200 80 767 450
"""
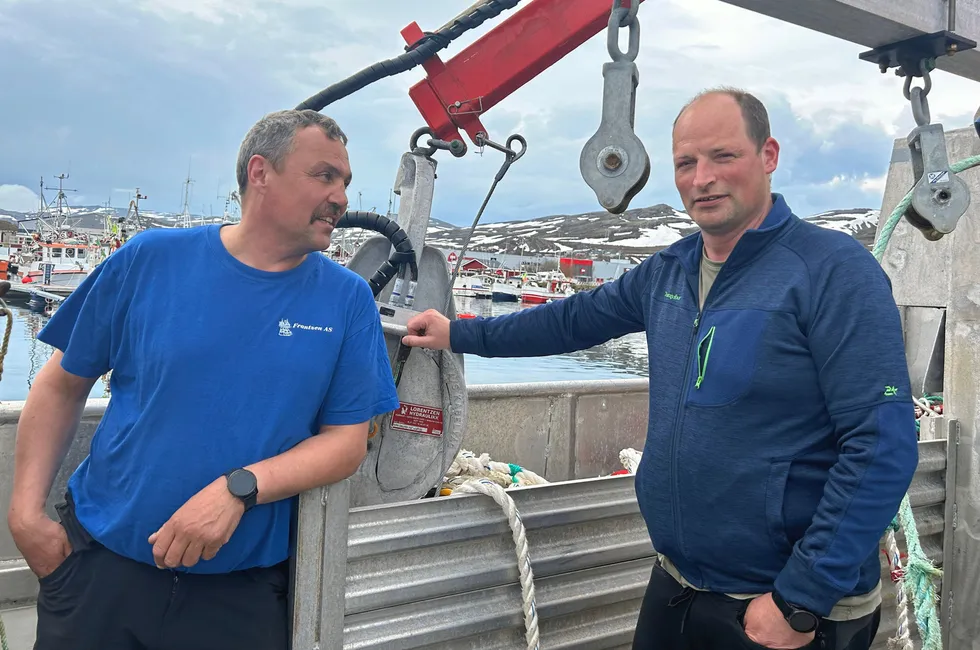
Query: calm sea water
0 295 649 402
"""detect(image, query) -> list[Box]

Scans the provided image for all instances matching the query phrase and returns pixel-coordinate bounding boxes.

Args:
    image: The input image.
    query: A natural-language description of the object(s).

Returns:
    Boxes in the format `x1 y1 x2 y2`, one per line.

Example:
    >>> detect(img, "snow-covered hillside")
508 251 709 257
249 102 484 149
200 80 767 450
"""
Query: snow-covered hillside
426 205 879 256
0 202 879 257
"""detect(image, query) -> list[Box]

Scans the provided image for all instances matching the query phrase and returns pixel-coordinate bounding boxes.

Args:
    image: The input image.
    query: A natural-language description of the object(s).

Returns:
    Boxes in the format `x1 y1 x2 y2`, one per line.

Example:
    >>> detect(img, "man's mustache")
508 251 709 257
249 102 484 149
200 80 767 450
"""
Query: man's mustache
310 203 344 224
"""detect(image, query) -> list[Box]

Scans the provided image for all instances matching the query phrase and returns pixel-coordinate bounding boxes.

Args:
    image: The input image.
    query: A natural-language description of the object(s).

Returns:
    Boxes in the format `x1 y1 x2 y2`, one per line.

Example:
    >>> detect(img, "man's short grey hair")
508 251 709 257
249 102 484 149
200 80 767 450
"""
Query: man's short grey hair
673 86 771 151
236 109 348 197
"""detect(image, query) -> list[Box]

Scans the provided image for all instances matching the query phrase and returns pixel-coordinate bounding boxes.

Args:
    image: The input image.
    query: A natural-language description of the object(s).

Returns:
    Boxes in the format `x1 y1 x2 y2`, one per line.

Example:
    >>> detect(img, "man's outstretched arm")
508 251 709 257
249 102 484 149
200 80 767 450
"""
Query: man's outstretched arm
404 255 659 356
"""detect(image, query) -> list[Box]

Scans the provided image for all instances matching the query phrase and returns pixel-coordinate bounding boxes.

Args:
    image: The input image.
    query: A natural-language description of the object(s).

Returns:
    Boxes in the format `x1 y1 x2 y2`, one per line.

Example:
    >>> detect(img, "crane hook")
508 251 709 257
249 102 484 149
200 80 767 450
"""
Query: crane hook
579 0 649 214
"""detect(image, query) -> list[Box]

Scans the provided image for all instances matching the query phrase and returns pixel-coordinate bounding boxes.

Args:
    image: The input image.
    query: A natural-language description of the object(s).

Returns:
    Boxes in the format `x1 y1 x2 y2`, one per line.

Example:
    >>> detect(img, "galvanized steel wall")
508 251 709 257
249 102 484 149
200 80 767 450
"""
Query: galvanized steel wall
290 437 953 650
295 474 654 649
463 379 650 481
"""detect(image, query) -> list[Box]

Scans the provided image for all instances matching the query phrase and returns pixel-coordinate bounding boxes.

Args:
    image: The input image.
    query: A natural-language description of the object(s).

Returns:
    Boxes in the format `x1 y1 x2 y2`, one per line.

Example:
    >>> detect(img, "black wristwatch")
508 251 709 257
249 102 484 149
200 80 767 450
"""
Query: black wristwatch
225 468 258 512
772 590 819 633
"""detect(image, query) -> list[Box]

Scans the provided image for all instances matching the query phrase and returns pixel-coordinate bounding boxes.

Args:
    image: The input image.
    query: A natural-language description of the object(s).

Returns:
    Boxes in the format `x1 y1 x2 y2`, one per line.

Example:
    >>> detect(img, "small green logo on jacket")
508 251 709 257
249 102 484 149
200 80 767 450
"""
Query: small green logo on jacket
664 292 681 301
884 385 898 396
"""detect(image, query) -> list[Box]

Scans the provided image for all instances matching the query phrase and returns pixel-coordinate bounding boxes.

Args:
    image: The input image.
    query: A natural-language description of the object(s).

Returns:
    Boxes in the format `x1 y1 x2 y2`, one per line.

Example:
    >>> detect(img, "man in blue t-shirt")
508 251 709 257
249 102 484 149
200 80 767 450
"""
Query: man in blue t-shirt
6 110 400 650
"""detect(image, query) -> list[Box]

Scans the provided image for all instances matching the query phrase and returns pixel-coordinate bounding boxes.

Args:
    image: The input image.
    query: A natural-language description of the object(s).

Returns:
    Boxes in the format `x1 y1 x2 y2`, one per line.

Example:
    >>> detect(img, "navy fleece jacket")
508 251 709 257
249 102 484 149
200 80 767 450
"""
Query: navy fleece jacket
450 194 919 617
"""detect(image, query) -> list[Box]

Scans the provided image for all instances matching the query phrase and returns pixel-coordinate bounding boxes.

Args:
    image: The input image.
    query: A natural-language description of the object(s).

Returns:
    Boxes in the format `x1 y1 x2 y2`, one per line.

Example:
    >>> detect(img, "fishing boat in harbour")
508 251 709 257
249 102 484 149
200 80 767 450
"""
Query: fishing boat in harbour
520 272 576 304
490 277 522 302
452 275 492 299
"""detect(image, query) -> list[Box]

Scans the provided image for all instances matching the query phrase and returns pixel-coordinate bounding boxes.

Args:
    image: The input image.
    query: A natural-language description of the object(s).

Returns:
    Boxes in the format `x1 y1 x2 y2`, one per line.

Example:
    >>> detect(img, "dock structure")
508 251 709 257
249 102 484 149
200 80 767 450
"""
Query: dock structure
3 285 66 303
7 282 66 302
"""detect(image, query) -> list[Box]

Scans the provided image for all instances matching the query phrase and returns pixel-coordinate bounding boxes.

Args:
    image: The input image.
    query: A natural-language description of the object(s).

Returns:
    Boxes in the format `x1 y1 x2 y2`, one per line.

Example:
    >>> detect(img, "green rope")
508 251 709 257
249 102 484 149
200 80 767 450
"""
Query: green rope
873 153 980 650
0 612 9 650
898 494 945 650
872 155 980 263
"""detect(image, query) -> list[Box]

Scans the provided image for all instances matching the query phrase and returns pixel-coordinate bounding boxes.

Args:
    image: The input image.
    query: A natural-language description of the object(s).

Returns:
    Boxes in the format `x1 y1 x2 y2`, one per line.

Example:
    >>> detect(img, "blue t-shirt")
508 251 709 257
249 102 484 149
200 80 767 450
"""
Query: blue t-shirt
38 224 400 573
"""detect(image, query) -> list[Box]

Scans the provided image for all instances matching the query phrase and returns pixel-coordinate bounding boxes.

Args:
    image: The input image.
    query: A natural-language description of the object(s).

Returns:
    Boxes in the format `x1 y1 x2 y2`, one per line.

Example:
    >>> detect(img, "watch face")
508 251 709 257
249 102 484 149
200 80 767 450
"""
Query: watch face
789 611 818 633
228 469 257 497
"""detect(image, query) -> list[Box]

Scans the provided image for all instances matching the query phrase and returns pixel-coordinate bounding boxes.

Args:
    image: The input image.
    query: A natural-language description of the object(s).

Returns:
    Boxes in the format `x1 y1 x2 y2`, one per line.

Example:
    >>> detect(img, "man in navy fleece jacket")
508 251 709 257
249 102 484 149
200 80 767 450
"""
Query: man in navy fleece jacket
402 88 918 650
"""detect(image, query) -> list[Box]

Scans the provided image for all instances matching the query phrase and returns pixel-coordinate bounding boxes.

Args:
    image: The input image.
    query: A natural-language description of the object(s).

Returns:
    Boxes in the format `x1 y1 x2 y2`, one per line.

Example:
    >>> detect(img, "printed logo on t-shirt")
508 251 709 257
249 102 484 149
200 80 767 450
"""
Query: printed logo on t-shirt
279 318 333 337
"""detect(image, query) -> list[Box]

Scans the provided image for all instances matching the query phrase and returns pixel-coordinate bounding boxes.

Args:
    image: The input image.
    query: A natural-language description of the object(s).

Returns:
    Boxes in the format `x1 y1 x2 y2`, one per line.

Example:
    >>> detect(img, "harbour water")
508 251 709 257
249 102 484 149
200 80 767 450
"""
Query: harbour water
0 295 649 402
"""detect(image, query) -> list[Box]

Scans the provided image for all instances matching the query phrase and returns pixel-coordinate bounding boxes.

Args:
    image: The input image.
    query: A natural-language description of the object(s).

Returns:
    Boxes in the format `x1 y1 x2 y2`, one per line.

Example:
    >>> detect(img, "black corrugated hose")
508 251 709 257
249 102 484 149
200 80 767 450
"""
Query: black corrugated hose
294 0 521 112
335 211 418 297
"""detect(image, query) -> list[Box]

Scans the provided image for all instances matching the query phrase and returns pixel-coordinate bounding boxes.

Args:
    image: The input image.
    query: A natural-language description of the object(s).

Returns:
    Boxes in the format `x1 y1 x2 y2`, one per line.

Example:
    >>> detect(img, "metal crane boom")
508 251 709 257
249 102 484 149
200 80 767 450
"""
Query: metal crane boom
401 0 647 147
402 0 978 150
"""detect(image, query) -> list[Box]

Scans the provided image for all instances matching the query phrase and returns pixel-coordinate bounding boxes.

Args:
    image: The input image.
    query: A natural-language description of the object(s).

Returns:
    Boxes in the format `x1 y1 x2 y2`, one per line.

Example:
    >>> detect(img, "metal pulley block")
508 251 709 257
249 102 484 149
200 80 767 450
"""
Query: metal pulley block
906 123 971 240
904 86 971 240
344 151 468 508
580 0 650 214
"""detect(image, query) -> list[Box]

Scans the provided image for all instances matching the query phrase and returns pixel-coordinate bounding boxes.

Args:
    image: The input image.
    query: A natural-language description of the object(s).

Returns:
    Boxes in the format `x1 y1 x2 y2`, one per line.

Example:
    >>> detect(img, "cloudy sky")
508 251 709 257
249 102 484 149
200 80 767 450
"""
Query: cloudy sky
1 0 978 225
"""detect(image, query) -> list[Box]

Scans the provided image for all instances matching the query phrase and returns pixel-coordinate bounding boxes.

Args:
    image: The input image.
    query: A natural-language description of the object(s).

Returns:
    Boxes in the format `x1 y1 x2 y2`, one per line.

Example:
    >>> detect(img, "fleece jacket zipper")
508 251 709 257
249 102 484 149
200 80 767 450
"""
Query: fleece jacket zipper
695 326 716 389
668 258 721 587
669 311 700 576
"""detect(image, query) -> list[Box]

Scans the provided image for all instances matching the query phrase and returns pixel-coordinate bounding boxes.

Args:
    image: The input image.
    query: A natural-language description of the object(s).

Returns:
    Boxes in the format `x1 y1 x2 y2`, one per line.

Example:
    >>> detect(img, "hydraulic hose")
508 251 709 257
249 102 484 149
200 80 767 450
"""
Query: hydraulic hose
334 211 418 297
294 0 521 112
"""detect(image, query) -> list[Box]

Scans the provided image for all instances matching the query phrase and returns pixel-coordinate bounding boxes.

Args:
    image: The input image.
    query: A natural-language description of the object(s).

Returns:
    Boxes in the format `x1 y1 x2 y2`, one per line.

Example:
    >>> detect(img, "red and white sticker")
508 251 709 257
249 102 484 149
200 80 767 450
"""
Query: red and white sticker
390 402 444 437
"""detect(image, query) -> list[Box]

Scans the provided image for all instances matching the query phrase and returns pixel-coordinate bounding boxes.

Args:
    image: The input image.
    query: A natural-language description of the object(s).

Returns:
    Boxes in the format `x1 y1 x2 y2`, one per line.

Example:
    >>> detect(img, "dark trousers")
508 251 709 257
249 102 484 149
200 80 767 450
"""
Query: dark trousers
632 562 882 650
34 494 289 650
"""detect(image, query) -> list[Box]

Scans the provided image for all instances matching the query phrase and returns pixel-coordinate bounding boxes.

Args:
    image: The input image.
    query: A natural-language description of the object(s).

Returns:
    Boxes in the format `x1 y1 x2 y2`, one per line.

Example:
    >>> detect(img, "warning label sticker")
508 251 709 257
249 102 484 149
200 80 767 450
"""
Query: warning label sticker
390 402 444 437
928 170 950 184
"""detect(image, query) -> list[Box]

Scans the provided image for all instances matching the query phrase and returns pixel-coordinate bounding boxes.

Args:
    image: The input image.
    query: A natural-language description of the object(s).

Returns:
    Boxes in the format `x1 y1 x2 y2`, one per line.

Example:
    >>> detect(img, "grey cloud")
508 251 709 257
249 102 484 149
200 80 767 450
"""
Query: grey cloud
0 0 904 223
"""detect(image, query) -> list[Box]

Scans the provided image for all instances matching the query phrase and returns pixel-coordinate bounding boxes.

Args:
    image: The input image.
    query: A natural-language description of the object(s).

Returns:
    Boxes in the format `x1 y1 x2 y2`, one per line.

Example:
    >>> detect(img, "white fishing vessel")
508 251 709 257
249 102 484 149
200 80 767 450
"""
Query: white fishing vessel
452 275 492 298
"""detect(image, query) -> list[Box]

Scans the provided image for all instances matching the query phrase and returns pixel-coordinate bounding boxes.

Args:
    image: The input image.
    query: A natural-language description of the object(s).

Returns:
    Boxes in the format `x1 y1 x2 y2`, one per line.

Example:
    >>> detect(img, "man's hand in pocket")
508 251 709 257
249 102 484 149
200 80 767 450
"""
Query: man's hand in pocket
9 512 72 579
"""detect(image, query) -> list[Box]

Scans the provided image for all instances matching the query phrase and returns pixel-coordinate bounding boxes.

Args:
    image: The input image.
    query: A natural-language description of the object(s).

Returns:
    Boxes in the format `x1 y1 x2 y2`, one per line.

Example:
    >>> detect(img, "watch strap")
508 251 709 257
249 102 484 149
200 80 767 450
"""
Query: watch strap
771 590 819 633
225 468 258 512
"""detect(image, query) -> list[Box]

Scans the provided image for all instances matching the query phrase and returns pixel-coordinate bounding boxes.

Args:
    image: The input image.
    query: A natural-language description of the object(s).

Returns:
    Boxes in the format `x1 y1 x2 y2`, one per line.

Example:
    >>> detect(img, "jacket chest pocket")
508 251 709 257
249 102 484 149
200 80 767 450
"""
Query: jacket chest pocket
686 309 770 407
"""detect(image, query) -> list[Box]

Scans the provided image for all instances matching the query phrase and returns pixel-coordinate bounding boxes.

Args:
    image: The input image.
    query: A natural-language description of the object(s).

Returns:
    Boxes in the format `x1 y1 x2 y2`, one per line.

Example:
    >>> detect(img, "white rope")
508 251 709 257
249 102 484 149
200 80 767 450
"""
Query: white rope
885 529 915 650
456 478 541 650
442 449 549 493
619 448 642 473
912 396 935 415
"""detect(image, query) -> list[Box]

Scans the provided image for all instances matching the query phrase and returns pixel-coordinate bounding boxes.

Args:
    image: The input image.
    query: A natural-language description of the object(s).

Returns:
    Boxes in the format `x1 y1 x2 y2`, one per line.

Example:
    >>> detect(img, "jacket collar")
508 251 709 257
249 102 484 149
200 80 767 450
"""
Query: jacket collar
663 193 798 274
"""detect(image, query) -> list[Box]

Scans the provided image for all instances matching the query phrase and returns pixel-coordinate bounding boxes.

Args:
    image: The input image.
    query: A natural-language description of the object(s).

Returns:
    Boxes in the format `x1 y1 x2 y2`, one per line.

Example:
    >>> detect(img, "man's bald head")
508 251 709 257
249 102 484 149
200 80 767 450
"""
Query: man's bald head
673 86 771 152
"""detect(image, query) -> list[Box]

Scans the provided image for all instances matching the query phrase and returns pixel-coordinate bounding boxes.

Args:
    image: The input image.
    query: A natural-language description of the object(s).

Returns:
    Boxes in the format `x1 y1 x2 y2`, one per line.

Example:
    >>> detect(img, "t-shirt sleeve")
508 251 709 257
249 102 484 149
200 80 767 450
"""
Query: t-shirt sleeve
36 254 125 379
316 280 400 427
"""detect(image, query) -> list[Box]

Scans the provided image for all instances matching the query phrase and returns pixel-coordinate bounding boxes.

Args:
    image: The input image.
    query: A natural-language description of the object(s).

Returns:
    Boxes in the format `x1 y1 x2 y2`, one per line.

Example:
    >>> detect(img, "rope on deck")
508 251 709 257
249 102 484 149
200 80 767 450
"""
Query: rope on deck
456 478 540 650
884 524 915 650
440 449 548 495
442 449 543 649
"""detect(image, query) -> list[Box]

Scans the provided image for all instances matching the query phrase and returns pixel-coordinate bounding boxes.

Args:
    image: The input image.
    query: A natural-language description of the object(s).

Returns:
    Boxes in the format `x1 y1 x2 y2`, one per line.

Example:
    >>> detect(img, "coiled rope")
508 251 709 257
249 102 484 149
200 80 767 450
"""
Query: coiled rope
441 449 548 495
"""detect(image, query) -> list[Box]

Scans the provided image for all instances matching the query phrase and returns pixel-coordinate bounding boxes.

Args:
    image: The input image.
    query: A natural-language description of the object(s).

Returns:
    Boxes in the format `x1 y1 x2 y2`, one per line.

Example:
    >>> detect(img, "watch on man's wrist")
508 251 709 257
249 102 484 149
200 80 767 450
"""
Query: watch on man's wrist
772 590 819 633
225 468 258 512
